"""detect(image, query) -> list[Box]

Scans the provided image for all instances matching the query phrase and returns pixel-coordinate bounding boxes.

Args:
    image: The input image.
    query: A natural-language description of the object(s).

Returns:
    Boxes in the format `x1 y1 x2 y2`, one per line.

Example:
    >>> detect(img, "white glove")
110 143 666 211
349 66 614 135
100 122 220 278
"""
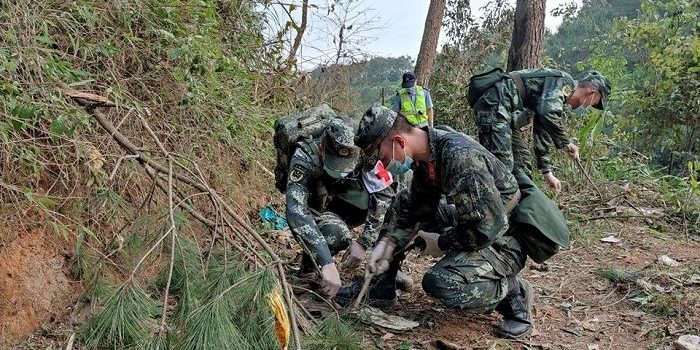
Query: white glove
320 263 342 297
341 241 366 269
417 230 443 258
563 143 580 161
543 172 562 193
366 238 396 275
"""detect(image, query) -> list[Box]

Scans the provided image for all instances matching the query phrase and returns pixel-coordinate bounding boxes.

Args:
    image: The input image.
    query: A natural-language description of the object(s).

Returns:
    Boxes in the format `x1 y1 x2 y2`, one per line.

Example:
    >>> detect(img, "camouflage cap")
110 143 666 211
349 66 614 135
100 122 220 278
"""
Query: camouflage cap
579 70 612 110
321 118 360 177
355 104 397 170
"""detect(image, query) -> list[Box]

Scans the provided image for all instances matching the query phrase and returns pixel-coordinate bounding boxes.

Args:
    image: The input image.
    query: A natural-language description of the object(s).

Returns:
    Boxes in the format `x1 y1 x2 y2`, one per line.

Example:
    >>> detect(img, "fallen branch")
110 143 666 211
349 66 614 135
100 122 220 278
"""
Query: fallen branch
68 92 304 349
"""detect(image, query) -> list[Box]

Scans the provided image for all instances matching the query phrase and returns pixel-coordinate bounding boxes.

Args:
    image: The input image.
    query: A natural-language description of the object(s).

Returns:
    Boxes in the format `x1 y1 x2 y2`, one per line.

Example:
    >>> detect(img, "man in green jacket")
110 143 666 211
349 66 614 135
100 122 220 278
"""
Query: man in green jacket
344 107 568 339
470 69 611 192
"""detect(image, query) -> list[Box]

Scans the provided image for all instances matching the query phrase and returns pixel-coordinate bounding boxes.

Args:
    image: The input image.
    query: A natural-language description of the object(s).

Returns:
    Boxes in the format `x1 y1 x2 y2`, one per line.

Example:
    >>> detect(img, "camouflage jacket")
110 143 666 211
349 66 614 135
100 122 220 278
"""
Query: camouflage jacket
516 69 576 171
389 127 519 251
285 140 393 266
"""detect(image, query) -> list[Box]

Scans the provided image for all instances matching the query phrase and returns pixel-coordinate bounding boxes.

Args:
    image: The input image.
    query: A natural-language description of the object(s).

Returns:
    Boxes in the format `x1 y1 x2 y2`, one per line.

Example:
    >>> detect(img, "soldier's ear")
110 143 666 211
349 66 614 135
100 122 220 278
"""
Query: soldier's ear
392 135 406 149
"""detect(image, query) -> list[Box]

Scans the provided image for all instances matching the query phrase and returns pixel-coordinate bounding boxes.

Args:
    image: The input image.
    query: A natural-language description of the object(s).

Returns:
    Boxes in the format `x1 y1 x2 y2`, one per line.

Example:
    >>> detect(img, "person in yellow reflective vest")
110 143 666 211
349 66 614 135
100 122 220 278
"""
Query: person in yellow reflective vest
392 72 434 127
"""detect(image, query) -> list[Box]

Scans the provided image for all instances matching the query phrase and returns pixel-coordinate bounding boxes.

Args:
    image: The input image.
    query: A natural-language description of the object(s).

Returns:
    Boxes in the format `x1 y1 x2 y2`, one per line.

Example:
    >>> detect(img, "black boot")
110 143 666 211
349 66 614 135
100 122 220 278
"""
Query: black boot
335 261 400 308
493 276 534 339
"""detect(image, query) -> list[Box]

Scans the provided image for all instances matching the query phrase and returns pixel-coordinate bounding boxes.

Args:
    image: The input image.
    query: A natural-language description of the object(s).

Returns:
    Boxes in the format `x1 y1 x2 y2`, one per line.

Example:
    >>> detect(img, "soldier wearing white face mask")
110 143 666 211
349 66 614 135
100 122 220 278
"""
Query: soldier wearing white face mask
468 69 612 193
284 118 394 298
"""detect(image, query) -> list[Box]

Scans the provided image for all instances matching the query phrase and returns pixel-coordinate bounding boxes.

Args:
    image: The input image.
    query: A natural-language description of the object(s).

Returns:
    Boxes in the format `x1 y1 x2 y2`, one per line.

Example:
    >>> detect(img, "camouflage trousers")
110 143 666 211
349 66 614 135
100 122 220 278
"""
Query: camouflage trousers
300 203 367 269
473 81 533 177
421 235 526 312
386 192 527 312
314 211 354 254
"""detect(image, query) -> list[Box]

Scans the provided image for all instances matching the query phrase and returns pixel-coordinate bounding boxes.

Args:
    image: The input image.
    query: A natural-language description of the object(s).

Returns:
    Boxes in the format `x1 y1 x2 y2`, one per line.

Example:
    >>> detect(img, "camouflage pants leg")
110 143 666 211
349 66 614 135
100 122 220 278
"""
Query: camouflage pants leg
421 236 526 312
315 211 352 255
512 126 533 178
473 85 518 173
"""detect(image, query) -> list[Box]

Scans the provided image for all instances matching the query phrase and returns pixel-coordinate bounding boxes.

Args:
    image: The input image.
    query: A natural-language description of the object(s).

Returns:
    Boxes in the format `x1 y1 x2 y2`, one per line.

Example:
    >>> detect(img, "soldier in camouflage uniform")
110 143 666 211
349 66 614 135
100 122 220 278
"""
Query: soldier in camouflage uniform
347 106 537 339
285 118 393 297
471 69 612 192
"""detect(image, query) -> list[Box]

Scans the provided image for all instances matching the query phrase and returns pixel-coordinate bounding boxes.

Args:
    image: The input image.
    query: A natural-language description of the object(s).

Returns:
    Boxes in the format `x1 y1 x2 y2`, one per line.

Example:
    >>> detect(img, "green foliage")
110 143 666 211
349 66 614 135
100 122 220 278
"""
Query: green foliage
81 282 158 349
546 0 642 72
303 315 363 350
585 0 700 164
179 258 279 350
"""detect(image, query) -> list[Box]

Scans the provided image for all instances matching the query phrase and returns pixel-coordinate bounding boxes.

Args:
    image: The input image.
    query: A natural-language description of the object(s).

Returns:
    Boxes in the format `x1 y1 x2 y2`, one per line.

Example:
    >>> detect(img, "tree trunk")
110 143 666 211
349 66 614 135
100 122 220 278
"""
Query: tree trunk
414 0 447 86
507 0 545 71
286 0 309 69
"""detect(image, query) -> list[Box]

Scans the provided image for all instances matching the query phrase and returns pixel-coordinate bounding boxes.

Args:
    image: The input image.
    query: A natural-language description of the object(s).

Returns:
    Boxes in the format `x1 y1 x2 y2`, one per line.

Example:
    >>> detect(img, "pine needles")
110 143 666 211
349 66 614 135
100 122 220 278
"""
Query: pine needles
81 282 158 349
304 315 364 350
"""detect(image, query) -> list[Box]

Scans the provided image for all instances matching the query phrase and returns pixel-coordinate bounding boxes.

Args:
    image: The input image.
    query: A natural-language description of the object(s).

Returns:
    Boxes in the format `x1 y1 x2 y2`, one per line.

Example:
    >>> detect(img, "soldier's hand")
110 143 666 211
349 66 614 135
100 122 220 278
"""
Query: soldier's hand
564 143 580 161
341 241 366 269
543 172 562 193
367 238 396 275
320 263 342 298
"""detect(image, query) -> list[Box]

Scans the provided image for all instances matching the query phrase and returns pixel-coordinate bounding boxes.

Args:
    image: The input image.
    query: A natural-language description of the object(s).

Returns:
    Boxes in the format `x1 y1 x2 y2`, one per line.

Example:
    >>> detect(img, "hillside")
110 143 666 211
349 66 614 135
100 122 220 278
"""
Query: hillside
1 0 699 349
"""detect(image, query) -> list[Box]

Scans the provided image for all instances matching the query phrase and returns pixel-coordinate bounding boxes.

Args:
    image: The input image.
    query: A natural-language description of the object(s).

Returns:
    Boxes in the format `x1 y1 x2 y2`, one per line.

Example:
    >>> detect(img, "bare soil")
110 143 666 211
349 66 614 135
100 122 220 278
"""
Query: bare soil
0 226 75 345
360 217 700 350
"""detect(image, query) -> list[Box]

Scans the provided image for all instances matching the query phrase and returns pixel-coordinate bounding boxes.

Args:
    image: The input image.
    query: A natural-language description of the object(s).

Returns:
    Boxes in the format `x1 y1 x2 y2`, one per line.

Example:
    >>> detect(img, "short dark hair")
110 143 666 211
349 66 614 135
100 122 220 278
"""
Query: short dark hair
386 114 417 138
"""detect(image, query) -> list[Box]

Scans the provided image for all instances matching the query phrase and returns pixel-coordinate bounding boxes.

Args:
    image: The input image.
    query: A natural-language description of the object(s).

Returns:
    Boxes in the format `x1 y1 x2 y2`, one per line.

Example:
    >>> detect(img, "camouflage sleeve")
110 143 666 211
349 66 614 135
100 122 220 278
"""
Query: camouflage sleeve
388 170 439 248
536 77 571 150
285 149 333 266
441 148 509 251
356 185 394 249
533 120 555 172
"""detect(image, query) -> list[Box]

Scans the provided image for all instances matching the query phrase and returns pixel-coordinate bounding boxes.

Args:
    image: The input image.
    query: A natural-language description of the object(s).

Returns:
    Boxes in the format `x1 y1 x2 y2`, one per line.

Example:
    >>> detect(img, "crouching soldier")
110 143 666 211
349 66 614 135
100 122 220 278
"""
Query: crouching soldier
340 107 569 339
282 117 394 298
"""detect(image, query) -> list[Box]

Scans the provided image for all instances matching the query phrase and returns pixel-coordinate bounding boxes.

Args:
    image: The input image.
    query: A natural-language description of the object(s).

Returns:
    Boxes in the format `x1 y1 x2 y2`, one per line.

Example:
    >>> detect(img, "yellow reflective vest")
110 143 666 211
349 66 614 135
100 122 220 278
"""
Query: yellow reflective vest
398 86 428 126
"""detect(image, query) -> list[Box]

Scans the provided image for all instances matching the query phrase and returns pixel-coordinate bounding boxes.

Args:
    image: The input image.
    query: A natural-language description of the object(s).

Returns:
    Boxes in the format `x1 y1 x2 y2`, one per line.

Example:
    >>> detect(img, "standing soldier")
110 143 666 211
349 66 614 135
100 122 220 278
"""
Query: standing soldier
468 69 612 192
345 108 569 339
284 118 393 297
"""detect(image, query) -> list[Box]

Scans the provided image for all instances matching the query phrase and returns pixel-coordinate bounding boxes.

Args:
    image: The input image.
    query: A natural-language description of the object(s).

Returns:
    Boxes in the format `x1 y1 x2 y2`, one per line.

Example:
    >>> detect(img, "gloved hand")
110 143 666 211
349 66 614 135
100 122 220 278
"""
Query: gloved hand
543 171 562 193
341 241 366 269
320 263 342 298
414 230 443 258
563 143 580 161
366 238 396 275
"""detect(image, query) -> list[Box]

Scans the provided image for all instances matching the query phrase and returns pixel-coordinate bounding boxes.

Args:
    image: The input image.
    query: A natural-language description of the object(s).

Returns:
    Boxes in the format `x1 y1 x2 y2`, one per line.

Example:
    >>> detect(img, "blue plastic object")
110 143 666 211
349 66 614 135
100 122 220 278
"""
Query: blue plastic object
259 206 288 230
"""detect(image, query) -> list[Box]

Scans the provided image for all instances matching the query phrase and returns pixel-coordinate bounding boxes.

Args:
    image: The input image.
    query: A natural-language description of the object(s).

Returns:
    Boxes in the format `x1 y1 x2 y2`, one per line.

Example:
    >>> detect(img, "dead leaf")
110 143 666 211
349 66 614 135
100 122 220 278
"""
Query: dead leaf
636 279 666 294
658 255 681 267
685 274 700 286
381 332 395 341
600 235 621 243
355 306 419 331
426 339 464 350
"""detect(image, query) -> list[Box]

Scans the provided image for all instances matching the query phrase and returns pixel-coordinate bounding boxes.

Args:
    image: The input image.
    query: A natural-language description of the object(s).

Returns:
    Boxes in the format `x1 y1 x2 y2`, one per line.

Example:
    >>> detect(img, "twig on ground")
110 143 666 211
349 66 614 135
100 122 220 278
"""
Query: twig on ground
576 158 604 201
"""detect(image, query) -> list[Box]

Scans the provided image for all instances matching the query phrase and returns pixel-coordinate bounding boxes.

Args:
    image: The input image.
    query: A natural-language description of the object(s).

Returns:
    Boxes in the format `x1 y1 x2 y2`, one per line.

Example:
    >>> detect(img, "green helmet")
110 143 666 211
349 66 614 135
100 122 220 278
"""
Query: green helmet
321 118 360 178
579 70 612 110
356 104 397 170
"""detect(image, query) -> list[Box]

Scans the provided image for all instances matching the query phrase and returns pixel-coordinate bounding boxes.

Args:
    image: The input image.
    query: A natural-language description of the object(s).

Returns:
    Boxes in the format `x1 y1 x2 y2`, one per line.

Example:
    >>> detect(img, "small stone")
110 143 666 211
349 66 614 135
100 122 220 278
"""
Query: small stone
658 255 681 267
674 335 700 350
600 235 620 243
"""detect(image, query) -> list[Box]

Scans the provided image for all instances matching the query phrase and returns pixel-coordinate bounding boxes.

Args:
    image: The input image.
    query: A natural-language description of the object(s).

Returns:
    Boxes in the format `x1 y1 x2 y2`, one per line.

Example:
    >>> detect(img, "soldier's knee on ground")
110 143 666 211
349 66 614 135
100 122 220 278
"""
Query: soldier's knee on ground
422 265 504 313
317 211 352 253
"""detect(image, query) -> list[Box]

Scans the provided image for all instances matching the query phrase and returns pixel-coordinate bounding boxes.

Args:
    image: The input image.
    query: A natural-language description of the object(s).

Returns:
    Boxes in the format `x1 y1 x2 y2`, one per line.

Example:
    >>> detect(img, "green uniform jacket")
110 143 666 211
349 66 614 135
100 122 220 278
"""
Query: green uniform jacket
389 127 520 251
285 140 394 266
